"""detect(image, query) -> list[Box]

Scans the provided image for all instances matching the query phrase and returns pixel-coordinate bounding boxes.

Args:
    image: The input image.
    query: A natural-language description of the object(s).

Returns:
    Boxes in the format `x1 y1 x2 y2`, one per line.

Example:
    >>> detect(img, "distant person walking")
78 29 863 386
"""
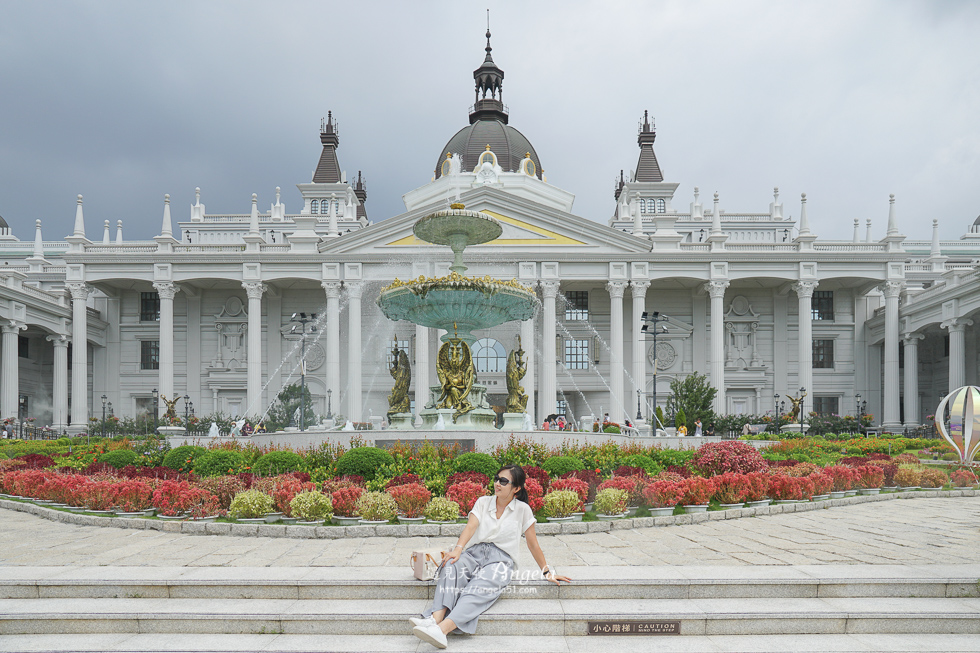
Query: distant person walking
694 419 703 437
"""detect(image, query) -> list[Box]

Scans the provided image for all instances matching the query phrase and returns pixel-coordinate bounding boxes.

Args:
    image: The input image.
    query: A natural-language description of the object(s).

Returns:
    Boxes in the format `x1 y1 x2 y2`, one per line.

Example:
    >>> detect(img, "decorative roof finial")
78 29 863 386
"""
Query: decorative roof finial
72 194 86 238
160 193 173 238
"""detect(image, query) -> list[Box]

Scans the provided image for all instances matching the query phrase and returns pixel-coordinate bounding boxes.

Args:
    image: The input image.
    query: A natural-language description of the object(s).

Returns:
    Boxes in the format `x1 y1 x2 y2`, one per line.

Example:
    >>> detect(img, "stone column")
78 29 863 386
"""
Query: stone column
242 282 265 417
706 281 729 414
881 281 904 430
47 334 70 430
521 317 535 421
415 324 430 422
322 282 342 409
902 332 924 426
793 281 818 416
153 282 179 416
539 281 560 425
346 282 363 422
1 322 26 419
630 281 650 422
943 318 973 393
66 282 89 429
606 281 627 421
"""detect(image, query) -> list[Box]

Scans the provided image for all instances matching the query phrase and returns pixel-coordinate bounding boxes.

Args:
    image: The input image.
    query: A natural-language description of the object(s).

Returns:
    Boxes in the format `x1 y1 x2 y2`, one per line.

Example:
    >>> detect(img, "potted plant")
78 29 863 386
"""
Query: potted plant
855 465 885 495
894 466 922 490
331 486 364 525
951 468 978 489
593 488 628 520
641 480 684 517
387 482 431 523
824 465 854 498
228 489 275 522
290 490 334 525
679 476 713 513
548 477 589 520
355 491 397 524
919 468 949 489
423 497 461 524
543 489 580 522
809 472 833 500
768 475 805 503
710 472 749 509
743 472 772 507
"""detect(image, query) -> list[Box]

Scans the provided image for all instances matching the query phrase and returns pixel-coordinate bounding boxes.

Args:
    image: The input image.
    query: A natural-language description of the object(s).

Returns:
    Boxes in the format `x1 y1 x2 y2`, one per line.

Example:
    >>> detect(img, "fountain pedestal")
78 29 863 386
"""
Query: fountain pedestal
501 413 527 431
387 412 415 430
420 383 497 430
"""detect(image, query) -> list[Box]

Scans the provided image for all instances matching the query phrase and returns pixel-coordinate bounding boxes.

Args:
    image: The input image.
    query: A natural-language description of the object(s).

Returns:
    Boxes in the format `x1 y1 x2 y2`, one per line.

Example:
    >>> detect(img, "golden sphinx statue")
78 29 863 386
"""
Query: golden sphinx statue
436 336 475 423
505 336 528 414
387 343 412 416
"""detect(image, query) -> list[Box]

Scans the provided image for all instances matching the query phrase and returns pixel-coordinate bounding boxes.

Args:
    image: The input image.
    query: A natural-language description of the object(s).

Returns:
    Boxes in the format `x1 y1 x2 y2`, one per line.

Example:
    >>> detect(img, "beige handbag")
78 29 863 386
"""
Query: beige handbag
410 548 448 581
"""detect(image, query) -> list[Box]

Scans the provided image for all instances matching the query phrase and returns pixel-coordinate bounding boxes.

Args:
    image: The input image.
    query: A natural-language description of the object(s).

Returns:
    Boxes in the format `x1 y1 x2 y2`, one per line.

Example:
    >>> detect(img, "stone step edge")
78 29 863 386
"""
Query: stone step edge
1 490 976 540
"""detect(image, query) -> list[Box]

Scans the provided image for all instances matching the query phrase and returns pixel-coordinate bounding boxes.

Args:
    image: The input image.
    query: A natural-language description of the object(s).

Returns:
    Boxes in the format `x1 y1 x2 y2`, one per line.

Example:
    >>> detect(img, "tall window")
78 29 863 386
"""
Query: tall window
813 396 839 416
140 292 160 322
472 338 507 373
386 338 410 365
811 291 834 321
564 339 589 370
141 340 160 370
556 399 568 416
564 291 589 321
657 198 666 213
813 339 834 368
18 336 29 358
310 199 319 214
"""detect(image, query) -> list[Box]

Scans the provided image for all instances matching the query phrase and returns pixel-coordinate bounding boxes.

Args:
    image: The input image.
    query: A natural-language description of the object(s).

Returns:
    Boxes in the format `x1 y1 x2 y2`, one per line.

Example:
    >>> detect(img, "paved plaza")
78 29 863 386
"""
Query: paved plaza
2 497 978 569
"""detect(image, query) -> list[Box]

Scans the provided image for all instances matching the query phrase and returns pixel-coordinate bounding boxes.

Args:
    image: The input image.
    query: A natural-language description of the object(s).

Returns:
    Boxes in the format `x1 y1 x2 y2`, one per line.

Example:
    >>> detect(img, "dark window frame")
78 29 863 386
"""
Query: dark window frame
564 291 589 321
140 292 161 322
18 335 29 358
140 340 160 370
813 396 839 416
811 290 834 321
813 339 835 369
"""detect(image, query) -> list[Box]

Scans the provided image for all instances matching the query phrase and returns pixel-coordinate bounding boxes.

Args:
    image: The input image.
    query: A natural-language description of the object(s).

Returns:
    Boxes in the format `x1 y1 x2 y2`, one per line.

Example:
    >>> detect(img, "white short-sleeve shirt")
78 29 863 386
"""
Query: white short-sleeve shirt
466 495 536 566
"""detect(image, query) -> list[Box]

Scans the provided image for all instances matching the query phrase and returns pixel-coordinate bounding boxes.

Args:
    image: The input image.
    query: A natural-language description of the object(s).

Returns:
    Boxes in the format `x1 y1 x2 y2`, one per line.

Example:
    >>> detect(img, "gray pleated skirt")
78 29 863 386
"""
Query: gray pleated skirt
422 541 515 634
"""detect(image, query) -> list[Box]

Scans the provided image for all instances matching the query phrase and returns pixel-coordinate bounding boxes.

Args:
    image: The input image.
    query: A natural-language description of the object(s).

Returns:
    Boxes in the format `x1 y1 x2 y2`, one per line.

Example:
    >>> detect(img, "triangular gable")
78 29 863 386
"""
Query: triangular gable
382 210 586 247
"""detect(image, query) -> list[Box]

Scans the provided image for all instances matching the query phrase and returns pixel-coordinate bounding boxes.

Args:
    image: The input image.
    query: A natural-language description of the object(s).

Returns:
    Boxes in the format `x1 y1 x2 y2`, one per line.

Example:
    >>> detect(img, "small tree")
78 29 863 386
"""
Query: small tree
675 407 687 432
655 406 666 430
666 372 717 434
265 383 317 431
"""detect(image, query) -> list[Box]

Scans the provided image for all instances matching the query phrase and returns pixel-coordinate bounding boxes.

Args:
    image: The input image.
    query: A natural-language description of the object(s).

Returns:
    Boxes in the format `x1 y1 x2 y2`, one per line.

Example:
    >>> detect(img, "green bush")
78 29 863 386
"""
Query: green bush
675 408 687 432
544 489 580 518
452 452 500 479
619 454 662 476
424 497 461 522
541 455 586 477
228 489 275 519
193 450 246 477
253 451 305 476
289 491 333 521
335 447 395 481
162 445 207 472
97 449 138 469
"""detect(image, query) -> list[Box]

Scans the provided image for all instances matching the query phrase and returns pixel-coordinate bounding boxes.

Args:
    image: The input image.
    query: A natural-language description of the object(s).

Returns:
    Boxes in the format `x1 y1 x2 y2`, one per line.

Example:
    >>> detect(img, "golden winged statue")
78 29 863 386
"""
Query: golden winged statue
786 391 807 422
387 343 412 415
436 336 475 423
160 394 180 421
505 336 528 413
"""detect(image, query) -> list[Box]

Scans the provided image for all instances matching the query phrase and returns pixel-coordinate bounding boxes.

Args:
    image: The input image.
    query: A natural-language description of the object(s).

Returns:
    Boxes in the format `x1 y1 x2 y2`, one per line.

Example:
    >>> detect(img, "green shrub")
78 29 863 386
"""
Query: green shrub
289 491 333 521
193 450 246 477
544 489 580 518
594 488 628 516
162 445 207 472
355 491 398 522
452 452 500 479
675 408 687 432
228 489 275 519
541 456 585 477
619 454 662 476
335 447 395 481
99 449 138 469
424 497 461 522
253 451 304 476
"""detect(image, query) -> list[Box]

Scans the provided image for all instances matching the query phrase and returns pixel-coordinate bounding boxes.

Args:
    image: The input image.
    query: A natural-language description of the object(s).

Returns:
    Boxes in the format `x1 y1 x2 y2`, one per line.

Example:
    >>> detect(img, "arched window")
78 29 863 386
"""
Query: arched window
441 155 453 177
657 199 666 213
472 337 507 373
638 199 646 213
310 199 319 214
478 147 497 168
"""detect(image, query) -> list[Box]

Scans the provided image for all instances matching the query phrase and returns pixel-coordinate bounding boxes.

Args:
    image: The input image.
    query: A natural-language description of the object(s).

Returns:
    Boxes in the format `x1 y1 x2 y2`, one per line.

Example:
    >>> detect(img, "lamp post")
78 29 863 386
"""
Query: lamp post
640 311 670 427
855 393 862 434
799 386 806 434
107 402 113 437
636 389 642 422
290 313 316 432
183 394 190 429
152 388 158 433
327 388 333 420
101 395 107 439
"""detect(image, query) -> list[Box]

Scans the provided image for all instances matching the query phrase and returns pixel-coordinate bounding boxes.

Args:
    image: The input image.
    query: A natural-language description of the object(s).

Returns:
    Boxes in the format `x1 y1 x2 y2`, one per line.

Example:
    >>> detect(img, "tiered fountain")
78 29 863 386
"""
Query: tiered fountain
377 204 539 430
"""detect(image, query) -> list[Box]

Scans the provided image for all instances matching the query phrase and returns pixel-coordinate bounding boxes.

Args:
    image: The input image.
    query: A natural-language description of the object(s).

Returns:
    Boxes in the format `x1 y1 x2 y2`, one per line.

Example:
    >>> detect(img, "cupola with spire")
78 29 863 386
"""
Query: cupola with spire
470 29 507 124
313 112 341 183
635 110 664 182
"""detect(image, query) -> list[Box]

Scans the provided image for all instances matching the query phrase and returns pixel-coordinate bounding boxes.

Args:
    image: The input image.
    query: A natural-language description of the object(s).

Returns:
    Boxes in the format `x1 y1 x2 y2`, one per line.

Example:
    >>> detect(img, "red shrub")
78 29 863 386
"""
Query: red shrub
196 476 247 510
809 472 833 496
331 486 365 517
866 453 892 461
447 481 490 515
236 472 255 489
119 466 187 481
15 454 56 469
340 474 365 487
79 480 117 510
642 480 685 508
548 477 589 507
679 476 714 505
291 471 312 483
80 462 119 477
613 465 647 478
598 475 644 506
664 464 692 478
866 461 898 486
711 472 749 504
387 482 431 518
784 463 821 477
951 469 979 487
560 469 601 501
770 460 800 468
743 472 771 501
321 477 358 496
824 465 857 492
384 473 422 490
655 471 686 483
691 441 768 476
523 466 550 493
839 456 869 467
152 480 216 516
524 477 545 512
446 471 489 489
767 475 805 501
854 465 885 489
253 475 316 516
112 479 156 512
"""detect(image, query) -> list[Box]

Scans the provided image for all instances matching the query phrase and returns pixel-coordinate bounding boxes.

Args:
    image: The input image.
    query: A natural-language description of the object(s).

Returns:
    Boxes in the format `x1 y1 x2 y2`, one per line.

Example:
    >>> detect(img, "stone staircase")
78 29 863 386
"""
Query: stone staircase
1 565 979 652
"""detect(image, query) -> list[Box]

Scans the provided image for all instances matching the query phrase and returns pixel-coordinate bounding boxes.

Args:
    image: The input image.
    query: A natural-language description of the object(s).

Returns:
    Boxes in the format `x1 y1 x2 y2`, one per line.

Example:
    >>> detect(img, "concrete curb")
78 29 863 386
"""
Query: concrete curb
1 489 976 539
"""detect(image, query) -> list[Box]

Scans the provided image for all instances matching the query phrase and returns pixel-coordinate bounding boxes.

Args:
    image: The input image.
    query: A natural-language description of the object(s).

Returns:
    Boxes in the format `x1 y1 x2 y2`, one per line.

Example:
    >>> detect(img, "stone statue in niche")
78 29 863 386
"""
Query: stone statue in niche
724 295 766 371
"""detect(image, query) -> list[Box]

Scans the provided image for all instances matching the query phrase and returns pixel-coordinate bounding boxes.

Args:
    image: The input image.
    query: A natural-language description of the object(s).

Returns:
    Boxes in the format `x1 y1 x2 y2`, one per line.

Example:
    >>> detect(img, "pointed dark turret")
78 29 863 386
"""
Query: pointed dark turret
470 29 508 124
313 111 342 183
635 110 663 182
614 170 626 201
354 171 368 221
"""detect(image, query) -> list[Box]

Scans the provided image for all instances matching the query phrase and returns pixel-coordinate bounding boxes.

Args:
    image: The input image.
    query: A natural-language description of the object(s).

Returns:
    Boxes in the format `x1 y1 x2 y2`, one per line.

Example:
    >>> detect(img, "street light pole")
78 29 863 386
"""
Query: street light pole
636 389 642 422
799 386 806 435
183 394 190 429
152 388 158 433
327 389 333 420
640 311 670 429
101 395 107 439
290 313 317 432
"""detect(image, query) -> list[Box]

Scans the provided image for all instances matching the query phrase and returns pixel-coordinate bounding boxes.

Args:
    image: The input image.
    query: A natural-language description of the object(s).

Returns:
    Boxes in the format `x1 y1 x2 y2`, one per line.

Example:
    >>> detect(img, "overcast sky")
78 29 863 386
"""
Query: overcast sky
1 0 978 243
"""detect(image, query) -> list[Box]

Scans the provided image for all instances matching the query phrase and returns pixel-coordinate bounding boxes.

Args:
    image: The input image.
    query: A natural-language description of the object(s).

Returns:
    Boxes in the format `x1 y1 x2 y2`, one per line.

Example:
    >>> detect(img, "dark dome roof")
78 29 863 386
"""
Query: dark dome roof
973 214 980 226
0 214 8 229
435 119 542 180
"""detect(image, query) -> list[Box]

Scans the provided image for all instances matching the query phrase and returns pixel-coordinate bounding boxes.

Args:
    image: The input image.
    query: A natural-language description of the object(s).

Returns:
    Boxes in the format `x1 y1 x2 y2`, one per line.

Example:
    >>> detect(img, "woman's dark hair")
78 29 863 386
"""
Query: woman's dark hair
496 464 528 503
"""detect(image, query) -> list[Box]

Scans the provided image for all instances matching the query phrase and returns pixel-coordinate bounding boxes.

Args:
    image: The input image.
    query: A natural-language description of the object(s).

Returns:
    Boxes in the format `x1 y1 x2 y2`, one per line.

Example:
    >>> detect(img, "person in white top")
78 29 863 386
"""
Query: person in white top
411 464 571 649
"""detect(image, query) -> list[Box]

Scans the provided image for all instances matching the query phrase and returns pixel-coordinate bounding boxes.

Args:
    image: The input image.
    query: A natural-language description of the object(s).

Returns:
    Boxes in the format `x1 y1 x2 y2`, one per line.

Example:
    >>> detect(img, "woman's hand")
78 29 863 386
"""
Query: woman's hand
545 570 572 585
443 545 463 566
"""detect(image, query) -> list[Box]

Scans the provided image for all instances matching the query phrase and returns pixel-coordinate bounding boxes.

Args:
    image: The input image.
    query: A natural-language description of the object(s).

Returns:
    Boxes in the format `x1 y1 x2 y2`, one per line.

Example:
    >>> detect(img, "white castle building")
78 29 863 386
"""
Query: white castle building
3 32 980 434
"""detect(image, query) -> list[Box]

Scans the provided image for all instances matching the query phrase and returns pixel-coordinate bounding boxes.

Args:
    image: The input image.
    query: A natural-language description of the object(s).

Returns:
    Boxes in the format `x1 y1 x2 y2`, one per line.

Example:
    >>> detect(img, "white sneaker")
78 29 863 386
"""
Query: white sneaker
410 615 436 628
413 623 448 649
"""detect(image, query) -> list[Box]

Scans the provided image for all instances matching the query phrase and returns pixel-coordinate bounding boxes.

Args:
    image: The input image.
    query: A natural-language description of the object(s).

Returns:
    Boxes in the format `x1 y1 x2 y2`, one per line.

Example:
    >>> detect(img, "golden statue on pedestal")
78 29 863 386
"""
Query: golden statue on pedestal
786 391 807 422
387 341 412 416
436 325 475 423
505 336 528 413
160 395 180 422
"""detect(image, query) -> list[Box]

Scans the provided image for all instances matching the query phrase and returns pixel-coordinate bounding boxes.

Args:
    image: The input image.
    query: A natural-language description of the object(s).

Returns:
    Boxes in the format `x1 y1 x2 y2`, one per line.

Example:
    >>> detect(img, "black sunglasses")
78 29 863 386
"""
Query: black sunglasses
493 476 513 487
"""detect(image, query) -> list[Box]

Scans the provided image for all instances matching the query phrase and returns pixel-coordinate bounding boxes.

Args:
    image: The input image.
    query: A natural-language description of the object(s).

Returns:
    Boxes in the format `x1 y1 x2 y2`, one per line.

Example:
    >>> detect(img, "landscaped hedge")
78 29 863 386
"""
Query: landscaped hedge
253 451 304 476
541 455 585 477
452 452 500 479
335 447 395 481
163 446 207 472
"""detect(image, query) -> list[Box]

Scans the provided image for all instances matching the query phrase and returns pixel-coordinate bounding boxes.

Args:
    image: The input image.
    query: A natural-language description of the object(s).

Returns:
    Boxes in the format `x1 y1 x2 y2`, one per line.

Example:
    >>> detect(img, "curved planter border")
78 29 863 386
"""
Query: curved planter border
0 489 976 540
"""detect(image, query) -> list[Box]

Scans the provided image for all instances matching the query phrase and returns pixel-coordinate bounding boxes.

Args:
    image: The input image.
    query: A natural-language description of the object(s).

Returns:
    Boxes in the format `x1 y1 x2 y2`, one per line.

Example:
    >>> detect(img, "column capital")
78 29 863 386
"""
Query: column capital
46 333 70 347
879 280 905 299
321 281 342 298
345 281 364 299
605 281 627 299
941 317 973 332
902 332 925 345
65 282 88 301
704 280 730 299
791 280 819 298
152 281 179 300
241 281 266 300
539 280 560 299
2 321 26 335
630 280 651 296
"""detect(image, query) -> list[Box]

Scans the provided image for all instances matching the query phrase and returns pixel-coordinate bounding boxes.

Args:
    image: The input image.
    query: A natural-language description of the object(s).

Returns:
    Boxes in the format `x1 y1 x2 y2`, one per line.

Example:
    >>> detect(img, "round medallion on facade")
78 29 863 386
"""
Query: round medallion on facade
303 343 326 371
649 342 676 369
